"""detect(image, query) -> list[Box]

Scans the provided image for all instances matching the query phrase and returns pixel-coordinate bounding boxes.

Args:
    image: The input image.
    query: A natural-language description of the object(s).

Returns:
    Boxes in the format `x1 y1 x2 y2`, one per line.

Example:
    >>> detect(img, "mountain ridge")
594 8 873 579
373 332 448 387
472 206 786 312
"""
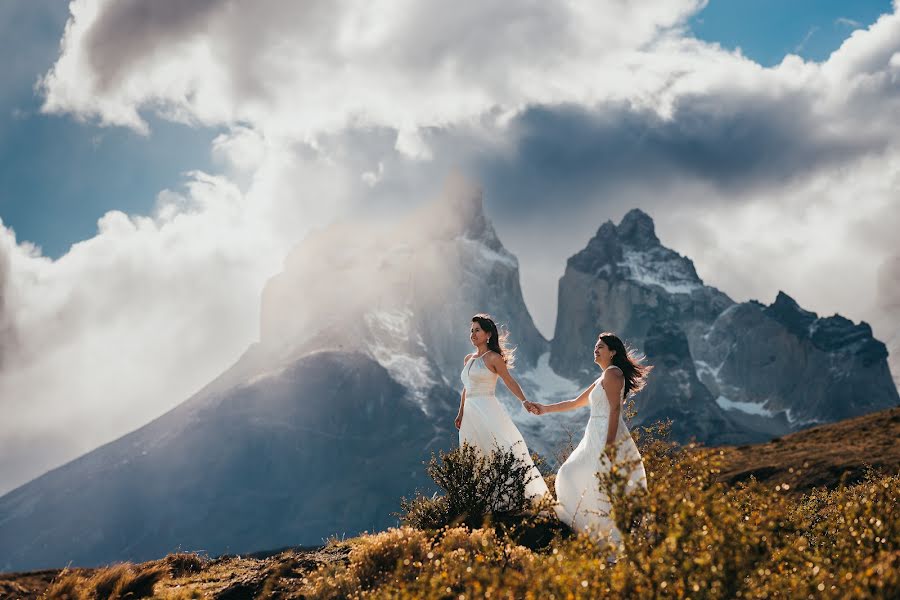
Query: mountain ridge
0 188 896 572
550 209 897 442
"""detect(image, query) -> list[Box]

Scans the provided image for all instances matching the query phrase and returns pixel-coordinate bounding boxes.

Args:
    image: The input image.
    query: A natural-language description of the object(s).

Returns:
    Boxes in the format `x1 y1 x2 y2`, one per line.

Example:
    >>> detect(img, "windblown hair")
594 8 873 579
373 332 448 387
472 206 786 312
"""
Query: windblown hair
472 313 516 368
599 332 652 398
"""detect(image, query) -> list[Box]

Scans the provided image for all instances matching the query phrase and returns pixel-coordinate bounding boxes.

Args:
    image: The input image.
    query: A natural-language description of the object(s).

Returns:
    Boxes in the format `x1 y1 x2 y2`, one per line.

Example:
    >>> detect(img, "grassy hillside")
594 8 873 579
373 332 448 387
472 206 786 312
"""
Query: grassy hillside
717 407 900 492
3 408 898 600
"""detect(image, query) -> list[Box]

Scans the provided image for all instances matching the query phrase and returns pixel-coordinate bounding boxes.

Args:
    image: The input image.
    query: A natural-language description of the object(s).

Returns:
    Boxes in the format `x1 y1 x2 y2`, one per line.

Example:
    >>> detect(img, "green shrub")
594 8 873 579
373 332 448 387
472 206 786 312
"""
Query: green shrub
399 441 545 530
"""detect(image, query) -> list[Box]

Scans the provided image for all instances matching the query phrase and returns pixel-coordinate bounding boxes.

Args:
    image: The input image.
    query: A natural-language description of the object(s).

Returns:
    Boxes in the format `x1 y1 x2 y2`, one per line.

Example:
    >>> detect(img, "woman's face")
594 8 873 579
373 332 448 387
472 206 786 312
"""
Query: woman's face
594 338 616 365
470 322 491 348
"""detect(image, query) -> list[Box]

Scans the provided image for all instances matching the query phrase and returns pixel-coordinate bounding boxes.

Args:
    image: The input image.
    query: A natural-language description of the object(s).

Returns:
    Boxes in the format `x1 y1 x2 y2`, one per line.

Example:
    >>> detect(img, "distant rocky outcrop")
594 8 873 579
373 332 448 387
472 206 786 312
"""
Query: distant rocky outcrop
873 254 900 389
694 292 896 426
633 321 751 445
550 209 897 443
550 209 732 381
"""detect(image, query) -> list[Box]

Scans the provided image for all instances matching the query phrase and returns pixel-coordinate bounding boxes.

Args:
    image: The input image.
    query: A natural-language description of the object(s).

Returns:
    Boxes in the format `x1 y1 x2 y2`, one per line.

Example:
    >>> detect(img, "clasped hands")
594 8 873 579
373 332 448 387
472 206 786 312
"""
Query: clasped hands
522 400 546 415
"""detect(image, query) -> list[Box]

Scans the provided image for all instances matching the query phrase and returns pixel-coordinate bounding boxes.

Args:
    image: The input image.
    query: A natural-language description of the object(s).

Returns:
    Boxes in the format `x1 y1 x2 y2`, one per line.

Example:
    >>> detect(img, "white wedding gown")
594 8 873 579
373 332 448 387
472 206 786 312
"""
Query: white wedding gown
458 353 550 500
554 365 647 544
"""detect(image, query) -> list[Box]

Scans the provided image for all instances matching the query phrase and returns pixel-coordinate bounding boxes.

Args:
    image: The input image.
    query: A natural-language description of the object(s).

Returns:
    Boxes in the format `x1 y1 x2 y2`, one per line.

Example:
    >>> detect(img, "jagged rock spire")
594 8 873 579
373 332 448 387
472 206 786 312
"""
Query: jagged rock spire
618 208 660 249
764 291 818 337
569 220 622 272
415 173 503 251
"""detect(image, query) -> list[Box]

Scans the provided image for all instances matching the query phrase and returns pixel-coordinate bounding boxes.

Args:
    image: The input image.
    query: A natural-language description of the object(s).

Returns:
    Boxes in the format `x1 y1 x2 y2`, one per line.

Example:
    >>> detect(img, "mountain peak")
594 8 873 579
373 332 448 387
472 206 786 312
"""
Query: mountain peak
765 291 818 338
414 174 503 251
596 220 617 239
618 208 659 249
772 291 804 309
443 173 484 224
566 210 698 290
568 220 622 273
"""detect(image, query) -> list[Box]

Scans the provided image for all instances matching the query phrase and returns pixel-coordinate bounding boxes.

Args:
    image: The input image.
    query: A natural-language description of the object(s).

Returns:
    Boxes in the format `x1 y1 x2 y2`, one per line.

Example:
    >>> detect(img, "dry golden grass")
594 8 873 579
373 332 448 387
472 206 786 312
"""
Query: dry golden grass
299 428 898 599
3 409 897 599
40 562 167 600
718 407 900 492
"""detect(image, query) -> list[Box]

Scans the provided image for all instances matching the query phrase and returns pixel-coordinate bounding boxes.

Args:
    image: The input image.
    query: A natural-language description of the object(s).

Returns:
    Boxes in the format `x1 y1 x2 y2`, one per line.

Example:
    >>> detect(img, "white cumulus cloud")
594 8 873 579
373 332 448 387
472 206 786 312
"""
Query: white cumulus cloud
3 0 900 494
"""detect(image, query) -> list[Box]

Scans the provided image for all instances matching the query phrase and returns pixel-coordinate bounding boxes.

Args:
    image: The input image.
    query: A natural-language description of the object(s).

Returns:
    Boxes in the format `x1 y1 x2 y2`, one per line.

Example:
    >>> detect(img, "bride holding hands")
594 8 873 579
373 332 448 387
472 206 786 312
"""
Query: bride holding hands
455 313 549 501
531 332 651 544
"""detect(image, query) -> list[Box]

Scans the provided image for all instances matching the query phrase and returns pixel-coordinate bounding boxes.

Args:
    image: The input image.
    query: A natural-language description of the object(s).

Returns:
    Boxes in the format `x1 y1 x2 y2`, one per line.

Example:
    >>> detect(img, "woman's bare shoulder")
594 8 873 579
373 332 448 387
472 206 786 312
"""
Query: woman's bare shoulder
482 350 502 362
604 365 624 378
601 367 624 388
482 350 506 370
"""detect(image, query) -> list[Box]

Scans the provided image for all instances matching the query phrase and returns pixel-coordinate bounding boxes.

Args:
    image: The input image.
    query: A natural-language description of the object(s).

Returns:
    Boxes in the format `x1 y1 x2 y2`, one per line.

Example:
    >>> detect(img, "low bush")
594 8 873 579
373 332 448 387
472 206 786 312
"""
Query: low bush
398 441 549 531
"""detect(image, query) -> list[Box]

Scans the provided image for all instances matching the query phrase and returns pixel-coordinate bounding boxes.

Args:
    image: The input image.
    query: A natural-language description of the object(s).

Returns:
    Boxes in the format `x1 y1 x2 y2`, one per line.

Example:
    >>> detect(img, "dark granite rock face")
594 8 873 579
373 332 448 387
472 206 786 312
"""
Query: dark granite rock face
759 291 888 364
695 296 898 426
764 291 818 338
617 209 661 250
550 210 731 382
551 211 898 443
632 322 751 445
0 352 456 572
568 221 623 275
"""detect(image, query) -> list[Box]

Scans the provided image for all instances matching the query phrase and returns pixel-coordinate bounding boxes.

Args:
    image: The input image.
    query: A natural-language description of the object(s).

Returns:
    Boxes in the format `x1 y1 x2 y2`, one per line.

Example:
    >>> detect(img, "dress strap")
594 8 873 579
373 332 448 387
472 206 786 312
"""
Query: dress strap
465 355 478 376
605 365 623 373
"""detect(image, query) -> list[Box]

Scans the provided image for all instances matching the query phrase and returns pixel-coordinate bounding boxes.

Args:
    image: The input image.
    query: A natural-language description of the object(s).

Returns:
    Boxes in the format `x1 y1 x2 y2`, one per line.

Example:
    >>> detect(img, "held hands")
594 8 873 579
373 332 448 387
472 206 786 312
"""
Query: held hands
522 400 546 415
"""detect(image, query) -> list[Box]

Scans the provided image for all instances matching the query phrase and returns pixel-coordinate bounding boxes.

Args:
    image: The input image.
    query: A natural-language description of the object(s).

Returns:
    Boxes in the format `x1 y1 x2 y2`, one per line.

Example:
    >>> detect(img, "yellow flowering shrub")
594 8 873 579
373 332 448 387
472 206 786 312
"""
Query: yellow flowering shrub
302 422 898 599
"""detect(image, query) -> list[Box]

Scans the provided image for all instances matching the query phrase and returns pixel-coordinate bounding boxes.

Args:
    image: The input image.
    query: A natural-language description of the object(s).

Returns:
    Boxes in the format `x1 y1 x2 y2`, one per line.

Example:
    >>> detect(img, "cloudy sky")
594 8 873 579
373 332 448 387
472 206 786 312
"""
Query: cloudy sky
1 0 899 495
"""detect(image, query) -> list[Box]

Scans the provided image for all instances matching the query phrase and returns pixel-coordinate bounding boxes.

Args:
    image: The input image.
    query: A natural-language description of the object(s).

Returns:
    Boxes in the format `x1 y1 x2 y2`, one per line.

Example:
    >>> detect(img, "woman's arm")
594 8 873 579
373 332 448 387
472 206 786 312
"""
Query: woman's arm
455 388 466 430
538 382 596 414
486 353 531 407
603 369 624 446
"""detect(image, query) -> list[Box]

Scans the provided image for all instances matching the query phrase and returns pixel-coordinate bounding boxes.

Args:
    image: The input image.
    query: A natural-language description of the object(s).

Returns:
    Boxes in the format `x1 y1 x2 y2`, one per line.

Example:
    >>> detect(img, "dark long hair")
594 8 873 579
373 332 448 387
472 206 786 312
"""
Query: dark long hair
599 332 652 398
472 313 516 368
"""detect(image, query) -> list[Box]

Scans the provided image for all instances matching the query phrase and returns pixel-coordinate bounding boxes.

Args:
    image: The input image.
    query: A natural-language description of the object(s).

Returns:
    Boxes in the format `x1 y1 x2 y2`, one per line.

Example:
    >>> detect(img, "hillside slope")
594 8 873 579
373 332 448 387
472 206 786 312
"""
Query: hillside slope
3 408 898 599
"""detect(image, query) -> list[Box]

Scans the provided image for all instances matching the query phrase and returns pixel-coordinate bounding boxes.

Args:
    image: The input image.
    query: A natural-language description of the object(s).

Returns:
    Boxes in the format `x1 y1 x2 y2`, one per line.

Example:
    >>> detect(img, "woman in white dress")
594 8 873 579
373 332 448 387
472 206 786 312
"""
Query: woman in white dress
532 332 652 544
454 313 549 500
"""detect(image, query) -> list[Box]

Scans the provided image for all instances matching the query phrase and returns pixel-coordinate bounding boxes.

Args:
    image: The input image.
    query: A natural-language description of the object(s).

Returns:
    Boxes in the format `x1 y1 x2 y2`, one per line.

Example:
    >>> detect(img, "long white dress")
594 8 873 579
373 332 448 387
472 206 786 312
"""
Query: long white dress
458 353 550 500
554 365 647 544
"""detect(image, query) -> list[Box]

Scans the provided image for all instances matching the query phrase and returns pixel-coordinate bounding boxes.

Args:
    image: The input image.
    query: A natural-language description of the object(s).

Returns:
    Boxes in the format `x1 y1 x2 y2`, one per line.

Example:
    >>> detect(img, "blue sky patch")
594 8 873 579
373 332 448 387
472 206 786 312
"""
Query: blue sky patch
690 0 893 66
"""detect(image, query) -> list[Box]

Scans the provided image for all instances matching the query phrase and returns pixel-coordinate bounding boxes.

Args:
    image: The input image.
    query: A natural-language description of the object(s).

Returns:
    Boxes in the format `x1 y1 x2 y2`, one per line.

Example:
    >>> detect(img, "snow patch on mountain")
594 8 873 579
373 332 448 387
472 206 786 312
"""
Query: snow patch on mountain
457 235 518 270
716 395 774 417
695 359 722 379
618 249 702 295
364 309 435 410
520 353 583 402
784 408 823 428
